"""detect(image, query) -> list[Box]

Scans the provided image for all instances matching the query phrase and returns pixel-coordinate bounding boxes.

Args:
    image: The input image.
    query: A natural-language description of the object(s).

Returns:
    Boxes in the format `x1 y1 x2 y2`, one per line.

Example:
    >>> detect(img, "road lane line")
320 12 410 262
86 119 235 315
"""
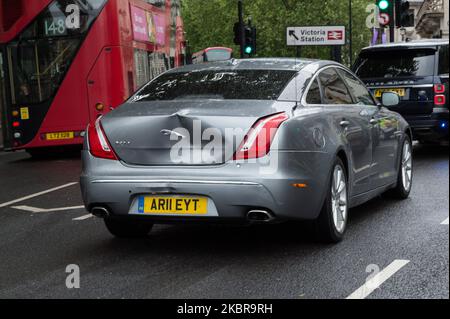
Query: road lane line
12 206 46 213
41 205 85 212
73 214 93 221
441 218 449 225
346 260 410 299
0 182 78 208
12 205 85 213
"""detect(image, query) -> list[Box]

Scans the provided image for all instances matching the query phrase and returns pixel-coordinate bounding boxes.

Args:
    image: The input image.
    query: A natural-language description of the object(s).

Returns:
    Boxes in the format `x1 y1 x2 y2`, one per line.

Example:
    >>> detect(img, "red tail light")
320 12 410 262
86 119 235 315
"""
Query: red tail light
88 117 118 160
434 84 445 94
234 112 289 160
434 94 446 105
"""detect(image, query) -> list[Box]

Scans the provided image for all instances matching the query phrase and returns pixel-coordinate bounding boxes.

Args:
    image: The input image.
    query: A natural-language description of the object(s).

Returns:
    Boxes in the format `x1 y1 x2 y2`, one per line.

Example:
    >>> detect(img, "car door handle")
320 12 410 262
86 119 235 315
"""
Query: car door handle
340 120 350 127
369 119 378 125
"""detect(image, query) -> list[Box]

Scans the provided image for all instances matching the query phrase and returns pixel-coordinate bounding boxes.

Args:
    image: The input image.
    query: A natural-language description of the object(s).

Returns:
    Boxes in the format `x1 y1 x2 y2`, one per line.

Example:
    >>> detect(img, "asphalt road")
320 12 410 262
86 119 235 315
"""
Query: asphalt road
0 144 448 299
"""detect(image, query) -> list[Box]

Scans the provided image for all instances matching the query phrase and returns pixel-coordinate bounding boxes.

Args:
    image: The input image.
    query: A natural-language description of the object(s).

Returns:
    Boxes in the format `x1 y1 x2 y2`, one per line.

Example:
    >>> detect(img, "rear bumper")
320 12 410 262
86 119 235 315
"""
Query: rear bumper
405 108 449 141
80 150 332 223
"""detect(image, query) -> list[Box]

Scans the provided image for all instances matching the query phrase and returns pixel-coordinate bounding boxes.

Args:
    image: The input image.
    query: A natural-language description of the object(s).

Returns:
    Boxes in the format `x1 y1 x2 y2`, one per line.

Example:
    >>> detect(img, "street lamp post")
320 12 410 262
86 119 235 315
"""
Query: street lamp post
238 0 245 58
349 0 353 66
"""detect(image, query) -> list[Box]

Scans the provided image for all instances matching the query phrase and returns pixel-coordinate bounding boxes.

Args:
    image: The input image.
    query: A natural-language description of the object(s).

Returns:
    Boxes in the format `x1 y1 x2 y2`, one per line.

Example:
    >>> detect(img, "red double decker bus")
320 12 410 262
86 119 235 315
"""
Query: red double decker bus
0 0 186 155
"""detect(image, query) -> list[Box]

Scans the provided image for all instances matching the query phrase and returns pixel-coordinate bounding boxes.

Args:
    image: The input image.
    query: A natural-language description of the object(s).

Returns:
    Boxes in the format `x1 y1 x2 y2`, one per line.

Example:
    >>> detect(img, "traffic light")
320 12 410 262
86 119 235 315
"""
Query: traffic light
376 0 394 19
376 0 394 42
396 0 414 27
233 22 241 45
377 0 390 11
244 26 256 56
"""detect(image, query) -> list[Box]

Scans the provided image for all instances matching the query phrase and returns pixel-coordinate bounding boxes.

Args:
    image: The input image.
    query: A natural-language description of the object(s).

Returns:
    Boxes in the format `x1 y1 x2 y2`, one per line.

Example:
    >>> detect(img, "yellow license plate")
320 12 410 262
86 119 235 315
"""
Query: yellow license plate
45 132 74 140
374 88 405 98
138 196 208 215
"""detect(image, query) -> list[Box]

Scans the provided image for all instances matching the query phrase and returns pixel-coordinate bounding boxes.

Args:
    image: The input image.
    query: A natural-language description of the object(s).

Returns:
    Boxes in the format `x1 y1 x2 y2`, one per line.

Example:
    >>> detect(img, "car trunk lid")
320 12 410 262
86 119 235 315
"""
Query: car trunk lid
100 100 291 166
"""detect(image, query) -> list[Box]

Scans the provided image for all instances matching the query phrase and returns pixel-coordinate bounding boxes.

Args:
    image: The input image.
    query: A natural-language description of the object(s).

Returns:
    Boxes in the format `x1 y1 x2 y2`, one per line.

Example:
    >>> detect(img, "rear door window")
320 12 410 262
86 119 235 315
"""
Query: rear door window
318 68 353 105
338 69 376 106
354 48 436 78
305 79 322 104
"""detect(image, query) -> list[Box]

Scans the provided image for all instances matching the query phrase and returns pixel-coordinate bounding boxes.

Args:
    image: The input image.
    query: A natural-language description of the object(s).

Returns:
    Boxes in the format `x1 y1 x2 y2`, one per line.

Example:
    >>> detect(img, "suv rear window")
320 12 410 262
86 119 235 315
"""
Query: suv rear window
354 49 436 78
130 70 297 101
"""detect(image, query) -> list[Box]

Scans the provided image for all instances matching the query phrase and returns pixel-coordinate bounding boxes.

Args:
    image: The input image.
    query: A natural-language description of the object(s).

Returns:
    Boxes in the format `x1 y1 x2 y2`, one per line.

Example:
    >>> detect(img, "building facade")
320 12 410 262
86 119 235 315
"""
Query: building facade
398 0 449 41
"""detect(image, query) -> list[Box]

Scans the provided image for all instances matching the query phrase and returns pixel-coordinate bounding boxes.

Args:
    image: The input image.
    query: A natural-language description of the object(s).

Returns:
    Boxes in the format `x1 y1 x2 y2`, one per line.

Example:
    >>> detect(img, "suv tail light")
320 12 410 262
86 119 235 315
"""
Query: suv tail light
434 84 445 94
234 112 289 160
435 94 446 106
88 117 118 160
434 84 446 106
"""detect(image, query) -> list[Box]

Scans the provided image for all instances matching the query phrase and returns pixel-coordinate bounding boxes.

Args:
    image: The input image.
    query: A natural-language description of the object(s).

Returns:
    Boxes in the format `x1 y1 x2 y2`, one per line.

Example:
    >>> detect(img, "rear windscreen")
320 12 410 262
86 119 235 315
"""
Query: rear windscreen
354 49 436 78
130 70 297 101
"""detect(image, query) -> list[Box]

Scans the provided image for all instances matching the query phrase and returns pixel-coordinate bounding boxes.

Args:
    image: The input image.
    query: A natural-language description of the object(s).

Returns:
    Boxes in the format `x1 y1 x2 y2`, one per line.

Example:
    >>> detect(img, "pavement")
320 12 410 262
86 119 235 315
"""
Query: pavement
0 144 448 299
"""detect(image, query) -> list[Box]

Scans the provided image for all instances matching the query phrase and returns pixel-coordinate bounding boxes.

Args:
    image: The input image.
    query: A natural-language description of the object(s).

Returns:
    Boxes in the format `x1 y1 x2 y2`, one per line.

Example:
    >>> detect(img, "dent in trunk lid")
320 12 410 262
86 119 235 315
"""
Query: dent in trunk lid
100 100 293 166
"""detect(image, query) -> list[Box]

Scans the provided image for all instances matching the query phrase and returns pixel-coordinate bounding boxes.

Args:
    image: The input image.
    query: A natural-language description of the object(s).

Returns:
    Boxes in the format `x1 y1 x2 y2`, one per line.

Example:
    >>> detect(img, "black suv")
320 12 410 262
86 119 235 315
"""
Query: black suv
354 40 449 143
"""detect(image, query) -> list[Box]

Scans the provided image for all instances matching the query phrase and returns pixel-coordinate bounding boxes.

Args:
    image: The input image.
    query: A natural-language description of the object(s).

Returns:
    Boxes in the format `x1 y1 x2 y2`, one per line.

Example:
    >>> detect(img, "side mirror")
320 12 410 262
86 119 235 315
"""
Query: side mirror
381 92 400 107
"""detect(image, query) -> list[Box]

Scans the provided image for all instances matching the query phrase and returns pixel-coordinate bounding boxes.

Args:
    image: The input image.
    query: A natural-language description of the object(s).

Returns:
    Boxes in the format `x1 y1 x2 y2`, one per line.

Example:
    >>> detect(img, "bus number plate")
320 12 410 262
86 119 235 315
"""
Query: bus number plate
45 132 75 140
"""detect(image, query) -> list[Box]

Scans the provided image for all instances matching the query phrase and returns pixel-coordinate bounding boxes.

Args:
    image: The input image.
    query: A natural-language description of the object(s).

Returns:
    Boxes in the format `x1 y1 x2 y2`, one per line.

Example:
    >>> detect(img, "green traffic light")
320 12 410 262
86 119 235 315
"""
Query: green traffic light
378 0 389 10
245 46 253 54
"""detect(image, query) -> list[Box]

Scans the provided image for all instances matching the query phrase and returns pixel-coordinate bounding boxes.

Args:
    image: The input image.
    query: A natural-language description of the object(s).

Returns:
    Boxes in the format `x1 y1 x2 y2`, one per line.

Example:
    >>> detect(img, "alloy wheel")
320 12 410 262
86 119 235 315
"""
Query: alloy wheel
331 165 348 234
401 140 413 192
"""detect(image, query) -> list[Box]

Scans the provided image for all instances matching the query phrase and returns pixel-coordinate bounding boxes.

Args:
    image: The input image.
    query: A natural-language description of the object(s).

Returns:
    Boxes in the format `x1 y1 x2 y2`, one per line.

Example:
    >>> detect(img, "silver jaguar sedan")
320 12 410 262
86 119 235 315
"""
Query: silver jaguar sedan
80 58 413 243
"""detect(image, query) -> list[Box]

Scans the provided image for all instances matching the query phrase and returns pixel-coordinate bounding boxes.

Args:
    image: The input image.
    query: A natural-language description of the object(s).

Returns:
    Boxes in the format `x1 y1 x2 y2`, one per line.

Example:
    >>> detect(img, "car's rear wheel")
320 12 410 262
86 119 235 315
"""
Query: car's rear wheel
314 158 348 243
387 136 413 199
104 218 153 238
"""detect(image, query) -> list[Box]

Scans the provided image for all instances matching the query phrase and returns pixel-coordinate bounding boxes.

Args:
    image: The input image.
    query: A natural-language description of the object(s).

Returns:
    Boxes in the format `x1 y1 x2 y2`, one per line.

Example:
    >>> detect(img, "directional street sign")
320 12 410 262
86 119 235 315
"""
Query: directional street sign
287 26 346 46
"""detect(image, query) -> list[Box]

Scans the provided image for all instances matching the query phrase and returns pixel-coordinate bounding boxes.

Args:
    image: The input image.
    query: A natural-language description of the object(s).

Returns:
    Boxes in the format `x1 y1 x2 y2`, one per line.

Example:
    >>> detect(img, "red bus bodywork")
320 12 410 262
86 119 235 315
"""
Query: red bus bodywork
0 0 185 151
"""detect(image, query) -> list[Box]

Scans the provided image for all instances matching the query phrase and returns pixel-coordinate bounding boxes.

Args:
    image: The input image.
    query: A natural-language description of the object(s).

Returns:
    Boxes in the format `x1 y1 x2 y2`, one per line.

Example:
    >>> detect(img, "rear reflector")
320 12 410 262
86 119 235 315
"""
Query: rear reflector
434 94 446 106
88 117 118 160
234 112 289 160
434 84 445 94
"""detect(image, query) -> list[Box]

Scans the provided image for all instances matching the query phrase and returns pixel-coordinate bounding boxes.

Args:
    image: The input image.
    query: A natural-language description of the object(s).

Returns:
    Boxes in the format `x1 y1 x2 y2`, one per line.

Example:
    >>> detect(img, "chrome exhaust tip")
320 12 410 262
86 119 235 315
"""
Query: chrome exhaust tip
247 210 275 222
91 207 110 219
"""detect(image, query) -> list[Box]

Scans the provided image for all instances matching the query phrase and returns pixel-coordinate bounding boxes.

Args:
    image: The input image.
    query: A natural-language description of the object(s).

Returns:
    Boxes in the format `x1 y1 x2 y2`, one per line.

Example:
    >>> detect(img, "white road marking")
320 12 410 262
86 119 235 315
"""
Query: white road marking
0 182 78 208
73 214 93 221
11 205 85 213
346 260 410 299
441 218 449 225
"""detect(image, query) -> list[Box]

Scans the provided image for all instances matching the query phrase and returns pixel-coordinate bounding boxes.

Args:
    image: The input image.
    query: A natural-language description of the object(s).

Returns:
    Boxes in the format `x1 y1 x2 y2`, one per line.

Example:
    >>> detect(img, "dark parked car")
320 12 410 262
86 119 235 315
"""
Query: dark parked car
353 39 449 143
81 58 412 243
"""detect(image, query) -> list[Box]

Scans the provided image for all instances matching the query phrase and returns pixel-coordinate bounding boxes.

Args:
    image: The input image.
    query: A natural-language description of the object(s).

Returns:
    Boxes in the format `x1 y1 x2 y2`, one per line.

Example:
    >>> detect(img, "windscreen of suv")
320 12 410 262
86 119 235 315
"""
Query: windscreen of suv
130 70 297 101
354 49 436 78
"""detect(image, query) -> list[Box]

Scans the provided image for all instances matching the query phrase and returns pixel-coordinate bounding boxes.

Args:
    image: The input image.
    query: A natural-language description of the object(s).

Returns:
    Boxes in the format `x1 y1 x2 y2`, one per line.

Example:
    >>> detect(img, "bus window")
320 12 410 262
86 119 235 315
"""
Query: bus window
204 48 232 62
134 50 168 89
5 0 107 105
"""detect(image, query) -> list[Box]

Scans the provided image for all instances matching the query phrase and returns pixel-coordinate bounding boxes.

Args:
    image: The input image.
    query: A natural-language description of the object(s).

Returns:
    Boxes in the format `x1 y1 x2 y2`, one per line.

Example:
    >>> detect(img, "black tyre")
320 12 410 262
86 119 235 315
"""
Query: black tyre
387 136 413 199
314 158 348 243
104 218 153 238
